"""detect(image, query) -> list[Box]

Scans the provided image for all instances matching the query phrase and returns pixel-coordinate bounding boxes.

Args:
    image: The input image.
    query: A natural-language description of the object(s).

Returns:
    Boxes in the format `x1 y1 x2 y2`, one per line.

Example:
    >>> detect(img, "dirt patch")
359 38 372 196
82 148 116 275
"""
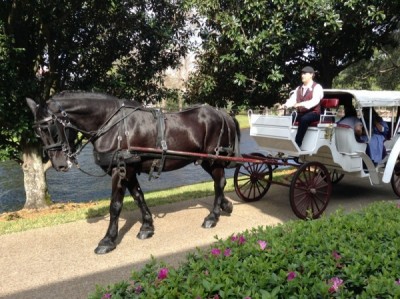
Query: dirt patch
0 202 101 222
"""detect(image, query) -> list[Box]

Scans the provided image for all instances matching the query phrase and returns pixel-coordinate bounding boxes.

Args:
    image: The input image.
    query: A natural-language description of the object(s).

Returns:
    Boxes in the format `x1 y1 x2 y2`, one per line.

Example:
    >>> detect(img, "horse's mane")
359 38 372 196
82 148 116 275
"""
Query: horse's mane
52 90 120 101
50 90 143 108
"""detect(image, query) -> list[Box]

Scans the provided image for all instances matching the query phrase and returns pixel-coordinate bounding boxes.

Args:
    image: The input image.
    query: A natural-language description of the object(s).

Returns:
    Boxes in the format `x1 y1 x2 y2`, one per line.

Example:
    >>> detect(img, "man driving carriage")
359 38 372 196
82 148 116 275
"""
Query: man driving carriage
283 66 324 148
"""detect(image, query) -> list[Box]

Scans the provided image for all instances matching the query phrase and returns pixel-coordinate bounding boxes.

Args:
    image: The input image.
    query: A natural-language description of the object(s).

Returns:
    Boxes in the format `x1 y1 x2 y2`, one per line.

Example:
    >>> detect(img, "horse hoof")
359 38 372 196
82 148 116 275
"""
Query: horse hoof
221 201 233 214
202 219 217 228
94 244 116 254
137 230 154 240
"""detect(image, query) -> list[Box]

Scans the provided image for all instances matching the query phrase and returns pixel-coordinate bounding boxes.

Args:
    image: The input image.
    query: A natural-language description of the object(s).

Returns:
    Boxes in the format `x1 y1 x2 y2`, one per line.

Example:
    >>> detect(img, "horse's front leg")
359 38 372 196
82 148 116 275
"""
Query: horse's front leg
95 167 126 254
124 171 154 240
202 165 233 228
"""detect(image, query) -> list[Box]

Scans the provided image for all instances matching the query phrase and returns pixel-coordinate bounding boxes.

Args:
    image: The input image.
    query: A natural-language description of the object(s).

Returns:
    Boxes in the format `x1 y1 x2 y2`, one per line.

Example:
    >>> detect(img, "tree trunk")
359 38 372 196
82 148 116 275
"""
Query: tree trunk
22 144 49 209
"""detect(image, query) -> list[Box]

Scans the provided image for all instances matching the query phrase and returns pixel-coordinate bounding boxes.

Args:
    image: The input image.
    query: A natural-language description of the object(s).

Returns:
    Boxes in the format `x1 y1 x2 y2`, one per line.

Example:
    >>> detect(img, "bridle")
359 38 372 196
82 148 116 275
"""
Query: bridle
33 104 84 164
33 99 141 173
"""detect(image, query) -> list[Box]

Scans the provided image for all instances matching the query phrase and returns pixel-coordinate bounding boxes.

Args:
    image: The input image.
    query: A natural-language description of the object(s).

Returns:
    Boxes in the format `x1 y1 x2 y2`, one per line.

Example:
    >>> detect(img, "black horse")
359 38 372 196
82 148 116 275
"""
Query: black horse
27 91 240 254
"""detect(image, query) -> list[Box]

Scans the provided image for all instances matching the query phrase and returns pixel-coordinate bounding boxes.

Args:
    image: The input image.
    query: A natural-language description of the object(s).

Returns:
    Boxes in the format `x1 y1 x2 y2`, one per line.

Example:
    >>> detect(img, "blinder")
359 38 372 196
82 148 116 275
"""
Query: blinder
33 116 64 151
33 112 77 156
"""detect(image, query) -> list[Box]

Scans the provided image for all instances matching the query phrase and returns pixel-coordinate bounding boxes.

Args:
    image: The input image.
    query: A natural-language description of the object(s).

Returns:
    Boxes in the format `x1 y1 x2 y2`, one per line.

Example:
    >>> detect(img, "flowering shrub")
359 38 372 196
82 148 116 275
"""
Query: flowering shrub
89 202 400 298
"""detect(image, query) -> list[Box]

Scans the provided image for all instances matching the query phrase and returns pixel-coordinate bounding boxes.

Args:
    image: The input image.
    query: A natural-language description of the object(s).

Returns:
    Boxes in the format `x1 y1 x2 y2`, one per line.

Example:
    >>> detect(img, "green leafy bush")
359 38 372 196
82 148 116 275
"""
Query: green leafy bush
89 202 400 298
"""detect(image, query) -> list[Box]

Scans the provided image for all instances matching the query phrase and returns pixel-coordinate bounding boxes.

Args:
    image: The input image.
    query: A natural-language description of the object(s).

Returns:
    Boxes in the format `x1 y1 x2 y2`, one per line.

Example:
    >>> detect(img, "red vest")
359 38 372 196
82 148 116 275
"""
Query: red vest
296 82 321 114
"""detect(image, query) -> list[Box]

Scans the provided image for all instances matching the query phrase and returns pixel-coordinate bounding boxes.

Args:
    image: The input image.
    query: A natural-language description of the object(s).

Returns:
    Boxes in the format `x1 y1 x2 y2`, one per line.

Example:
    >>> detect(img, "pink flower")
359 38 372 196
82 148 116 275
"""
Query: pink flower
224 248 232 256
101 294 111 299
211 248 221 256
328 277 344 293
157 268 169 280
135 285 143 294
258 240 267 250
231 234 246 244
287 271 297 281
332 250 341 260
395 279 400 285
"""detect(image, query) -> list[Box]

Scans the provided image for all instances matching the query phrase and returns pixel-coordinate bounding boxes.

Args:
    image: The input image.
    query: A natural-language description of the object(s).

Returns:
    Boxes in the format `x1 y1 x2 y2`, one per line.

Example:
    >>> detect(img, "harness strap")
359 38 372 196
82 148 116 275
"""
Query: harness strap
115 102 133 183
149 109 168 180
66 101 138 177
214 112 225 156
214 110 236 157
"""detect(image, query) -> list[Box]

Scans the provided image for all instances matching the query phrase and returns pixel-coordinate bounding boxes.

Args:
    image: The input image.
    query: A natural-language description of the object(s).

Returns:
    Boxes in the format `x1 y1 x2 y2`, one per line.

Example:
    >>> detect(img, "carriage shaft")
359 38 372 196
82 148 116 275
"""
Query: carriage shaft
129 146 272 165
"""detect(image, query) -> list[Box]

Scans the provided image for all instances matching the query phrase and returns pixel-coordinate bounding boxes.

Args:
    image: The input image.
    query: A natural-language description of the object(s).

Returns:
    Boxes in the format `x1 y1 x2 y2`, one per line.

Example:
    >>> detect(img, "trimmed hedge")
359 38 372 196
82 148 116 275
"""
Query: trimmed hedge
89 201 400 298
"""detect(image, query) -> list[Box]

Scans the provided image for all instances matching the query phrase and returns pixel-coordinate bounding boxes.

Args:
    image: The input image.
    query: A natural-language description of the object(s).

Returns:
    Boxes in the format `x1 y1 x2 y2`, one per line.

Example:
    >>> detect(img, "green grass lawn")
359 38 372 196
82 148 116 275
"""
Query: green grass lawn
0 178 237 235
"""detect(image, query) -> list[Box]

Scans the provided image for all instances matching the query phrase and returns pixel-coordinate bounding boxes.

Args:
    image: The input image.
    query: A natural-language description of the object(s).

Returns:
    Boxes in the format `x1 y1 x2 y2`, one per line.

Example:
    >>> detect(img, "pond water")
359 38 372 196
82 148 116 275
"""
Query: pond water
0 129 260 213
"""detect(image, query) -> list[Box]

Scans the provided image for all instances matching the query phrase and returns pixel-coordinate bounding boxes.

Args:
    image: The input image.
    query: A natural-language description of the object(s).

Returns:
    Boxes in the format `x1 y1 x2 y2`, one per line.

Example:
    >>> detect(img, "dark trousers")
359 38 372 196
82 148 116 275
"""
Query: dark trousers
293 111 320 147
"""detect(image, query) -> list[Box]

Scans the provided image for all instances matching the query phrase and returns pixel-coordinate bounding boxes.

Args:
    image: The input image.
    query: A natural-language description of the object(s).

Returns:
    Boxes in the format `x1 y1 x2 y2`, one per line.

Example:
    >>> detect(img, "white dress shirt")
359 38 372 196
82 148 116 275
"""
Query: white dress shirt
284 81 324 110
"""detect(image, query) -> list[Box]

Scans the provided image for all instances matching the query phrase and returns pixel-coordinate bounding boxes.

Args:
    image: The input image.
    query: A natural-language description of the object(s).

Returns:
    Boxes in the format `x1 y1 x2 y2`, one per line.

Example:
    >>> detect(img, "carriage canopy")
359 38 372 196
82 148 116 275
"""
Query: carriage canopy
323 89 400 108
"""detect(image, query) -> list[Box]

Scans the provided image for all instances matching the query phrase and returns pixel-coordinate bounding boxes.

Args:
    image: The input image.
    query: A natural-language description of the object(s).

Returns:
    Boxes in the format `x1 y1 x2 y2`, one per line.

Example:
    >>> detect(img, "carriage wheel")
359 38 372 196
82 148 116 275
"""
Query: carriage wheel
289 161 332 219
234 153 273 202
390 161 400 198
330 170 344 184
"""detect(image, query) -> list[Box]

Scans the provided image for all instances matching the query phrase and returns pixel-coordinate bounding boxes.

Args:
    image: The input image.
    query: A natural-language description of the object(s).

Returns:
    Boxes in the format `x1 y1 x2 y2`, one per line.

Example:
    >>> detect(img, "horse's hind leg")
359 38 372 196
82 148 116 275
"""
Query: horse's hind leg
201 164 233 228
125 173 154 240
95 167 127 254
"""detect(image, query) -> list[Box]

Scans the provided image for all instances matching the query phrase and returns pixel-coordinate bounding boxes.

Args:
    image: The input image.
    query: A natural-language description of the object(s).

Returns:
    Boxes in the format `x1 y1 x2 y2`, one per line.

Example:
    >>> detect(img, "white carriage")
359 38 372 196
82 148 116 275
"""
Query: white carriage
233 89 400 219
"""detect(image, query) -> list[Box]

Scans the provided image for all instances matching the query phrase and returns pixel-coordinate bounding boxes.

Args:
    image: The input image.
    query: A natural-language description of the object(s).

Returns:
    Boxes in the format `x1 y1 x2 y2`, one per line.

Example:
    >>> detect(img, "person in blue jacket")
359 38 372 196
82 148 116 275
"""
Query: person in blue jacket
360 107 389 165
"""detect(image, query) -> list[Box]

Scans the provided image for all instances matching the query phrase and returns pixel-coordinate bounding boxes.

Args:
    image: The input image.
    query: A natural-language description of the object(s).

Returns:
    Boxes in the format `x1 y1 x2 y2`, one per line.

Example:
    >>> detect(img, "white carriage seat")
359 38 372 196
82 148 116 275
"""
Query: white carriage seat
335 124 367 154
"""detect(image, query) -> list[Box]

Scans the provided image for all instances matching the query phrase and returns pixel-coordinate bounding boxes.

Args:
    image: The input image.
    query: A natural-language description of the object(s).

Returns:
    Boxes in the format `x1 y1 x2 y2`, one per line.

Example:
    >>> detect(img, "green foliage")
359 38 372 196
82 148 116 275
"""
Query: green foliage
89 201 400 298
0 0 188 162
184 0 400 107
334 26 400 90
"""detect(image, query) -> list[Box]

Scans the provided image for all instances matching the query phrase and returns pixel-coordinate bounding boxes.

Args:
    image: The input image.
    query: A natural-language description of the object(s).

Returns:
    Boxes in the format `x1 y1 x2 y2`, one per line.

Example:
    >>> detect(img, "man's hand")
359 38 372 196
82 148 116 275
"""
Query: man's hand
294 103 302 108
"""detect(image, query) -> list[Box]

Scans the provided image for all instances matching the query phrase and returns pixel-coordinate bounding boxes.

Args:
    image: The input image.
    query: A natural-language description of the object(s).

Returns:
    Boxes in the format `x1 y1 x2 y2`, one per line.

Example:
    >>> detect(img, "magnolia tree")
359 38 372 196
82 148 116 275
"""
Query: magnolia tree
184 0 400 107
0 0 189 209
334 25 400 90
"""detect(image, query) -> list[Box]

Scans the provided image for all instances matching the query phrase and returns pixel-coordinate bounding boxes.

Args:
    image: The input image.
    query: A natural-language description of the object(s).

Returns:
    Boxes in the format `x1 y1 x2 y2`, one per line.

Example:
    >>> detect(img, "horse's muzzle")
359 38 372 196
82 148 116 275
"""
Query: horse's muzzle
51 157 73 172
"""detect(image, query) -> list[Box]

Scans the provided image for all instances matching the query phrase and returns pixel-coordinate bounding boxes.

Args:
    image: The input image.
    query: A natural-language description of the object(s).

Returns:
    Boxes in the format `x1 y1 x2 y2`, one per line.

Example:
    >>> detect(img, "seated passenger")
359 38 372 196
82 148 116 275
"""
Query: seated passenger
337 106 363 141
359 107 389 165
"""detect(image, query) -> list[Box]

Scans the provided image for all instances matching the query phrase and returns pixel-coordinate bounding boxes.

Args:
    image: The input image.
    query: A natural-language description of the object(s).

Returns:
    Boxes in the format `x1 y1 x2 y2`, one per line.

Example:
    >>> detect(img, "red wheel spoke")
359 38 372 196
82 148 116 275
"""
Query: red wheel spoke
234 153 272 202
290 162 331 219
238 178 251 189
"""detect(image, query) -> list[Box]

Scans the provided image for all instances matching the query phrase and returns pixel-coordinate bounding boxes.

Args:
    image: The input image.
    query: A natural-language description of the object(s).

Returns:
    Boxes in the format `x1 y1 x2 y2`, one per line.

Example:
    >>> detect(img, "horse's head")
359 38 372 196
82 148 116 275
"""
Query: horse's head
27 98 78 172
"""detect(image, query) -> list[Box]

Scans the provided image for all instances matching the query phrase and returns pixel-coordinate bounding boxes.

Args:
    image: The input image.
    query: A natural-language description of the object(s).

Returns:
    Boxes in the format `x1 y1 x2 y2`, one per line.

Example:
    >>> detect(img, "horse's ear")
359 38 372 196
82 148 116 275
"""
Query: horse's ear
26 98 38 114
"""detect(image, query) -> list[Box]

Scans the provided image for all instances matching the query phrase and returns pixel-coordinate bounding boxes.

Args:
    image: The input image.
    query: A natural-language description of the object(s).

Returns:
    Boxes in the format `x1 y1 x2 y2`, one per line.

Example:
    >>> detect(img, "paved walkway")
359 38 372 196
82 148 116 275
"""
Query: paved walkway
0 176 397 299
